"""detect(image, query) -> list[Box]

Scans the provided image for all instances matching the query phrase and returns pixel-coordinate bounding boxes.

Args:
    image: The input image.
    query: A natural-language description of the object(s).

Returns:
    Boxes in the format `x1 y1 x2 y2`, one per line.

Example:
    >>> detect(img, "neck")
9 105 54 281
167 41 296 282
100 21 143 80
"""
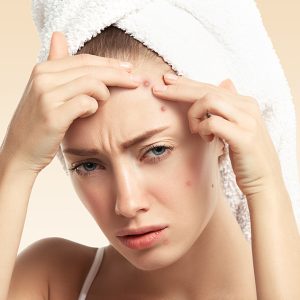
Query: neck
107 194 256 298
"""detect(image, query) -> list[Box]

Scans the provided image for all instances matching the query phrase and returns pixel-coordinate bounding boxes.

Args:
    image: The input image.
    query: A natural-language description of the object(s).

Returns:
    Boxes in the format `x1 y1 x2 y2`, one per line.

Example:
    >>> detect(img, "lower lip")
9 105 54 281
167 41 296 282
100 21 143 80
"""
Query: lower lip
117 227 167 250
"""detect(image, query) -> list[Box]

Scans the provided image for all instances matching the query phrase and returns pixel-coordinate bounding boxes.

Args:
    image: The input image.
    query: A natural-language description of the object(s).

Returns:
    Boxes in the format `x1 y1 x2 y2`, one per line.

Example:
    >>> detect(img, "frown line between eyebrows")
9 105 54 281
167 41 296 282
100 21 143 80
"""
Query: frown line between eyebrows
63 125 171 157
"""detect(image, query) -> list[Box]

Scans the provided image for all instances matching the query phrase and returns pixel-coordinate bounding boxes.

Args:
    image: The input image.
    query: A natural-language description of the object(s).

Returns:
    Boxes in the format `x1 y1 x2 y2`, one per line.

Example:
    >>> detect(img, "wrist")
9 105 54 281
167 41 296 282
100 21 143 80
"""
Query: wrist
0 150 39 179
246 179 295 220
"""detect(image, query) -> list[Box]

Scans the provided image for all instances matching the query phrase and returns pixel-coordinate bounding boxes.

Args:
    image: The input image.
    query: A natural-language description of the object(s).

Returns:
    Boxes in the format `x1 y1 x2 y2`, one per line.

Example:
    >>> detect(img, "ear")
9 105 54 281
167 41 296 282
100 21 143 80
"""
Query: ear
47 31 69 61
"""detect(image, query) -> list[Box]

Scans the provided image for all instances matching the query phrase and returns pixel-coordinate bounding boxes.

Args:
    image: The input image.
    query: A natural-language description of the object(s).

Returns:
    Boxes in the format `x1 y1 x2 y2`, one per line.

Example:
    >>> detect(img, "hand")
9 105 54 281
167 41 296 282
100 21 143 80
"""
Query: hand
152 73 284 198
0 32 141 174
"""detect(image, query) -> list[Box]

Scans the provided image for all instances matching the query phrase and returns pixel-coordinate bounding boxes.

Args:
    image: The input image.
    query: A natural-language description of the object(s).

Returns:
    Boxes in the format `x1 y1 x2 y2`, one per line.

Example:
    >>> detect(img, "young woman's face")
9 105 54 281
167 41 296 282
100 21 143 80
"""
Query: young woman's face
61 60 222 270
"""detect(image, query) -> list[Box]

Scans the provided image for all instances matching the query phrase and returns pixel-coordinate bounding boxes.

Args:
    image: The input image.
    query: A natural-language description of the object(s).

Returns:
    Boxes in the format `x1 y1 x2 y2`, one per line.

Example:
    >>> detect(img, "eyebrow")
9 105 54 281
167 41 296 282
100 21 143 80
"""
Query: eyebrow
63 125 170 156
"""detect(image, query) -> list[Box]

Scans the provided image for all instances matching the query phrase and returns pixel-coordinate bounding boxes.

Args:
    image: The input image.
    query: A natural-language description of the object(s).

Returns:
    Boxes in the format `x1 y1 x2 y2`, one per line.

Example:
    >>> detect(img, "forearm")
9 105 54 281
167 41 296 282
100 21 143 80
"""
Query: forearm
247 181 300 299
0 155 38 300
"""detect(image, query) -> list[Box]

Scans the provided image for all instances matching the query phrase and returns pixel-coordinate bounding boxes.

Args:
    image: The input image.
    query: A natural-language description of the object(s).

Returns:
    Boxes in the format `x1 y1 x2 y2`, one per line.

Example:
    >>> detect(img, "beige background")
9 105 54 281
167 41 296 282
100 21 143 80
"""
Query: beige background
0 1 299 254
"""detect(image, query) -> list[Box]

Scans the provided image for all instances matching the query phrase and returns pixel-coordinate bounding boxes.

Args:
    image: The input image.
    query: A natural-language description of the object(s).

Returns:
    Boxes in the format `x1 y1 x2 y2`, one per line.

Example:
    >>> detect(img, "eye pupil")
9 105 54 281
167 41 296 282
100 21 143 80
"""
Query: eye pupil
153 146 165 155
83 162 96 171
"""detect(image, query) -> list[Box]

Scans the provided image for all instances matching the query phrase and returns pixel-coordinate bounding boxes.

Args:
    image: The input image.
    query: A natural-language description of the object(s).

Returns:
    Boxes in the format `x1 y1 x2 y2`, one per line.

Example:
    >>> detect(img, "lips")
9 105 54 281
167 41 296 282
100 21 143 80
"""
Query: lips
116 224 168 237
117 227 167 250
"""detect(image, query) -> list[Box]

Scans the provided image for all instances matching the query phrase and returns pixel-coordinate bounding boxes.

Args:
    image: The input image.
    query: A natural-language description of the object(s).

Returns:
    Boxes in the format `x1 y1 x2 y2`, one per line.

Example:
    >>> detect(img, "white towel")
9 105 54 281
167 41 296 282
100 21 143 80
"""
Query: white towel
31 0 300 243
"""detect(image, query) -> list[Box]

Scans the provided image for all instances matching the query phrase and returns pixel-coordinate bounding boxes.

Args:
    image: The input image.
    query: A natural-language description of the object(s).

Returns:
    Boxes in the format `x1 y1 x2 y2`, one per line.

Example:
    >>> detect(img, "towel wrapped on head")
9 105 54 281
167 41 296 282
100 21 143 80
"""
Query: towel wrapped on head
32 0 300 242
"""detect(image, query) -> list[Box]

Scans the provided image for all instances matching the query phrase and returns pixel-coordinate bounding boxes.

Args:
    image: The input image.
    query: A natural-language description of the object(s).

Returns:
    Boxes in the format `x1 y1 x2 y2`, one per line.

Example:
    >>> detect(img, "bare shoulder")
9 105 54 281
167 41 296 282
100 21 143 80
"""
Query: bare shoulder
44 237 98 299
8 237 98 300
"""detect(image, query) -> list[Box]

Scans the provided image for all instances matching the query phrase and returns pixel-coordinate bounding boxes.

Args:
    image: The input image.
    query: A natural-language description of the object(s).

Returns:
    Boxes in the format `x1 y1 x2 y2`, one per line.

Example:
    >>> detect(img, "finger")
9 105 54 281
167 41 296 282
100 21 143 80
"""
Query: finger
44 32 132 73
156 74 239 103
54 95 99 129
152 74 232 104
47 32 69 60
41 32 132 74
153 76 255 115
37 66 142 91
39 53 133 74
196 114 247 151
188 92 254 133
162 72 217 89
219 78 238 95
42 75 111 108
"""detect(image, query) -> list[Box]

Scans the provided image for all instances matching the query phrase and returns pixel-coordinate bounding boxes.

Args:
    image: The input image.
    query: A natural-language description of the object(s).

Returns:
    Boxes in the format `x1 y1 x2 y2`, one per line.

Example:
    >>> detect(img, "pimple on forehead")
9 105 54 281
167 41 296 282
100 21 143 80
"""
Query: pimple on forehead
143 79 150 87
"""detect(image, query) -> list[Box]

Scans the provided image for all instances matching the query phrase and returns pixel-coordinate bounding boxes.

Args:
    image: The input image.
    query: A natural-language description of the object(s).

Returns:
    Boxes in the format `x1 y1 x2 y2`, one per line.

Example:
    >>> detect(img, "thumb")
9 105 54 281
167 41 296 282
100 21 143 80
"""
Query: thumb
47 31 69 61
219 78 238 95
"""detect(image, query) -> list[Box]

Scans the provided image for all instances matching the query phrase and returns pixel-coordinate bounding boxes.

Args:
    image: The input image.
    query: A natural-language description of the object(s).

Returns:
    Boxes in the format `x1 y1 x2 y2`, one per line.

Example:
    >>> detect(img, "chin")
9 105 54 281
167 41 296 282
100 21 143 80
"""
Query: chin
117 241 189 272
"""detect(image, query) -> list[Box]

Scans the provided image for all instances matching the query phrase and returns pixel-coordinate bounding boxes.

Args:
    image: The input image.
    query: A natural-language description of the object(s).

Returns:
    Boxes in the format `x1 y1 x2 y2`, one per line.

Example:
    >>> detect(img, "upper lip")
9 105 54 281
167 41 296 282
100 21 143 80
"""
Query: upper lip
116 224 168 237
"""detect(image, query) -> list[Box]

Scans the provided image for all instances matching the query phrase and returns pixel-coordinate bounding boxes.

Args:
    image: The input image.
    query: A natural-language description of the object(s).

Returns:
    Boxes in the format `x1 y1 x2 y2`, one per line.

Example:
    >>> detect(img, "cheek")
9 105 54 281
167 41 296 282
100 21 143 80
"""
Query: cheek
71 179 109 217
160 105 167 112
146 153 203 206
184 154 204 188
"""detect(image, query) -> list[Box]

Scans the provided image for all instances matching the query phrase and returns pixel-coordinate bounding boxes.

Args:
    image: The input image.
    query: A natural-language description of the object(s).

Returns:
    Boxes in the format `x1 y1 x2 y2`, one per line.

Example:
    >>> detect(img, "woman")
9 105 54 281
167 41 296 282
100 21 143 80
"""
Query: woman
1 21 299 300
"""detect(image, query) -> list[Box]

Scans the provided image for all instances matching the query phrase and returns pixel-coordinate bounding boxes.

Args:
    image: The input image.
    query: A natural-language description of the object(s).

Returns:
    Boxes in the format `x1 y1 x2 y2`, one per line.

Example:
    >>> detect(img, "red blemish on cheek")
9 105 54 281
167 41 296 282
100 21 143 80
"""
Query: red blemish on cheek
160 106 166 112
143 80 150 87
186 180 192 187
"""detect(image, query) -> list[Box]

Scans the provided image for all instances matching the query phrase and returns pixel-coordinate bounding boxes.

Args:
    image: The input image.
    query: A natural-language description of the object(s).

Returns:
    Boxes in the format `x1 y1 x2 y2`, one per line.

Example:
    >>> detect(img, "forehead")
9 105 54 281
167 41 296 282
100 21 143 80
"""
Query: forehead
62 61 189 150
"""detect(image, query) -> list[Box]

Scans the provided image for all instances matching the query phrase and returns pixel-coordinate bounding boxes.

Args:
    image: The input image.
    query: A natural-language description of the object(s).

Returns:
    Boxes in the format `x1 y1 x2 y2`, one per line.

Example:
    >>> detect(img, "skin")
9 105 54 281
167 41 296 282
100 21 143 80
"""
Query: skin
60 61 257 298
2 32 299 299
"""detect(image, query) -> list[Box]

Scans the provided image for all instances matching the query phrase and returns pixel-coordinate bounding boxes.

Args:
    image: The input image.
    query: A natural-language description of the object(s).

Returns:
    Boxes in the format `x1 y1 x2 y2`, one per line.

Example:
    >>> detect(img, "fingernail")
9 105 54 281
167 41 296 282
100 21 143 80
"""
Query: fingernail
120 61 133 69
130 74 142 83
164 73 178 81
153 84 167 92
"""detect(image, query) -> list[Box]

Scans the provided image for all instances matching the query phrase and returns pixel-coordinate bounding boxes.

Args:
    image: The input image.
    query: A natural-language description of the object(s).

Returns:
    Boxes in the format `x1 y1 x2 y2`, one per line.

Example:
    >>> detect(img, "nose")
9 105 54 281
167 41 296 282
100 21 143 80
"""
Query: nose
114 164 150 218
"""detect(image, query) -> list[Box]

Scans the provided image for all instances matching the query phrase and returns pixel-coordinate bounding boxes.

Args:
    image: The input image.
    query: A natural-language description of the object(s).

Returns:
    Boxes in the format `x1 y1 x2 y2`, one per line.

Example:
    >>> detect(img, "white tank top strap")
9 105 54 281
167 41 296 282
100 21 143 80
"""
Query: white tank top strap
78 247 105 300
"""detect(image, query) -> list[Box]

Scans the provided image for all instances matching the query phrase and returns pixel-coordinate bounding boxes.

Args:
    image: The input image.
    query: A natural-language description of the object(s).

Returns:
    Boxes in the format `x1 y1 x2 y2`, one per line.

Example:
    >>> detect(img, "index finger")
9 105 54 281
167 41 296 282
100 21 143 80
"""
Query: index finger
34 54 133 74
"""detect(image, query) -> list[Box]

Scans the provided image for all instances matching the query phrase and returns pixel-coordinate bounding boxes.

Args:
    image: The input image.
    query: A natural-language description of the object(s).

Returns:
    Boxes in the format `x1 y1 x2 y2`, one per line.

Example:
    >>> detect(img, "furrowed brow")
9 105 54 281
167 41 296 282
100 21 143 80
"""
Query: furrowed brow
63 125 170 156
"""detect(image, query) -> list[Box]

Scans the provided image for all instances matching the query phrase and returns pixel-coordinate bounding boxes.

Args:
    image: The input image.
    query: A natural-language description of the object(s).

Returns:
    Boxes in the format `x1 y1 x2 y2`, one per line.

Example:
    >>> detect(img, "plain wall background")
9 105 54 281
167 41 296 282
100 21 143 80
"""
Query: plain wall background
0 1 299 254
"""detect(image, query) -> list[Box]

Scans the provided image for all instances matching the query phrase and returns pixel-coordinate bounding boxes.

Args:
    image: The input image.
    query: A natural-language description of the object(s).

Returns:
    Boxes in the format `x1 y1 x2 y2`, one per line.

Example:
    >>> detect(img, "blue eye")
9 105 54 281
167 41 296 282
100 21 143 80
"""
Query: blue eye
68 161 102 177
143 144 174 163
82 162 97 171
68 144 175 177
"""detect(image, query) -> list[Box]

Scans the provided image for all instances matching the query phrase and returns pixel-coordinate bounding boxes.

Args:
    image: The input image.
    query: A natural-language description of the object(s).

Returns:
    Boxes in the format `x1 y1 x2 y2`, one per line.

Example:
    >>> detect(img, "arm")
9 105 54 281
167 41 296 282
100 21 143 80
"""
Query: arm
247 180 300 299
0 155 47 300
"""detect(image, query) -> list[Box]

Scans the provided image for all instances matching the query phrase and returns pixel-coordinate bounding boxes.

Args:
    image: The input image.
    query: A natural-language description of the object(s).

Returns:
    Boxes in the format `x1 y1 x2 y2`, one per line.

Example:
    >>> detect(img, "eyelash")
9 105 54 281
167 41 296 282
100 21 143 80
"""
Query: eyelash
68 144 174 177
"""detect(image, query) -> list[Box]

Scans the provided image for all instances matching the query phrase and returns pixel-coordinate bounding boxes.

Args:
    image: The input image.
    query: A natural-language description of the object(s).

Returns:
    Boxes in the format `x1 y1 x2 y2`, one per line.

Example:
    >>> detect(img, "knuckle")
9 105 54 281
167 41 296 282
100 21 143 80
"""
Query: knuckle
31 63 44 76
31 74 48 93
207 116 219 132
31 74 46 94
188 101 201 118
204 92 216 104
39 92 51 105
82 75 110 100
42 111 57 130
77 96 91 109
